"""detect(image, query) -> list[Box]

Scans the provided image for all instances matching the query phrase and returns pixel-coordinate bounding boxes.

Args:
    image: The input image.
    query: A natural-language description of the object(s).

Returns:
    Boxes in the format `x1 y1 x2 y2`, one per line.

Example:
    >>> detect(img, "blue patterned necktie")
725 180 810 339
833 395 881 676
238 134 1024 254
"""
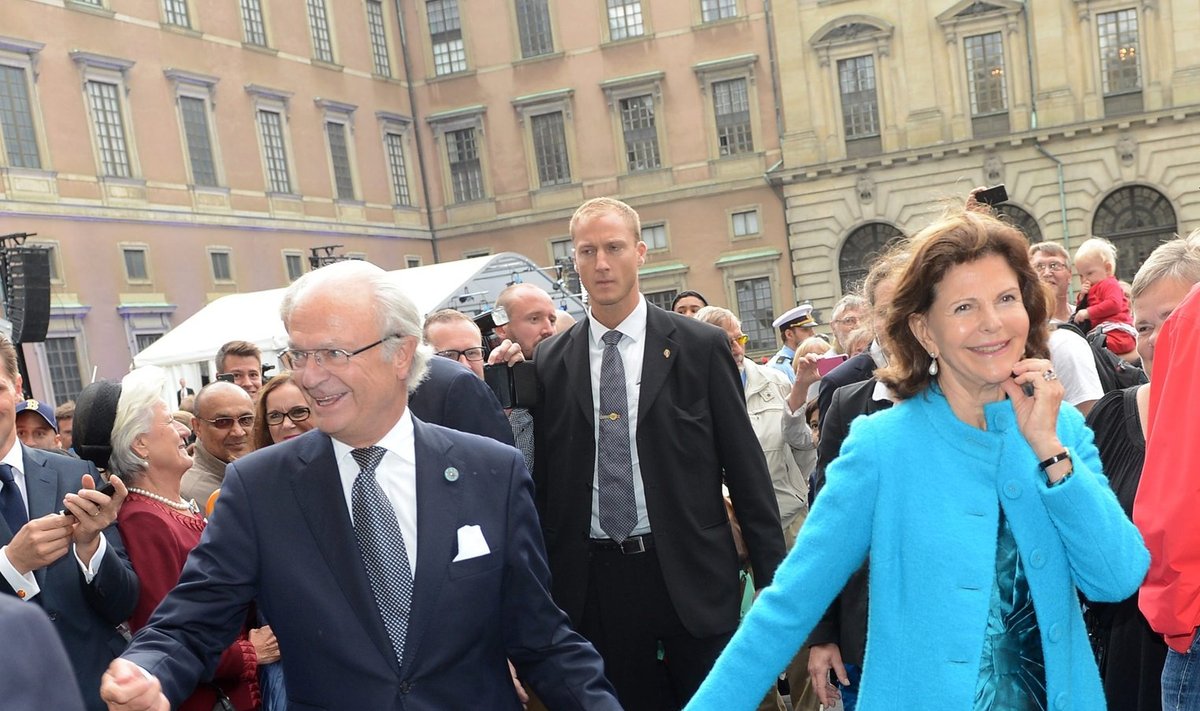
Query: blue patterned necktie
350 446 414 667
598 330 637 542
0 463 28 534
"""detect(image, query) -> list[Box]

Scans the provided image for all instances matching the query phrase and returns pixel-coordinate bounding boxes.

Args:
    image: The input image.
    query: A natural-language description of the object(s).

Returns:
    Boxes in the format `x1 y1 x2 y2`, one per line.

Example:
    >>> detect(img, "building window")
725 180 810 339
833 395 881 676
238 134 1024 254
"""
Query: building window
210 249 233 282
326 121 355 200
838 222 903 294
428 0 467 76
240 0 268 45
1098 8 1141 115
620 94 660 172
994 204 1042 243
85 80 132 178
701 0 736 23
551 237 572 262
645 289 677 311
135 333 163 353
0 65 41 169
179 96 218 187
642 223 667 251
607 0 644 41
838 55 880 141
384 131 412 206
73 0 104 5
45 337 84 403
257 109 292 193
531 111 571 187
123 247 149 281
516 0 554 58
163 0 191 27
284 252 305 281
463 249 491 258
365 0 392 76
732 209 759 237
447 127 483 203
406 255 422 268
713 77 753 156
963 31 1009 137
735 277 774 350
1093 184 1176 281
307 0 335 63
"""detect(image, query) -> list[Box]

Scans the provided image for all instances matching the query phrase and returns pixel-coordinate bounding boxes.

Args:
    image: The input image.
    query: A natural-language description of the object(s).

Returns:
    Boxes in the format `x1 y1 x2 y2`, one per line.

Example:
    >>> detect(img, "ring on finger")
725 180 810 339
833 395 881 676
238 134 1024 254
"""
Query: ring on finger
1042 369 1058 382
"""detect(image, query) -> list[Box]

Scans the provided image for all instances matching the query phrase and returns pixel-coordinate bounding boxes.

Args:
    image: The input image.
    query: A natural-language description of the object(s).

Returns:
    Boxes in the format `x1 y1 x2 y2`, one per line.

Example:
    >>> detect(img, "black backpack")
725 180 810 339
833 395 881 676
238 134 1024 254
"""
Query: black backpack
1054 322 1148 393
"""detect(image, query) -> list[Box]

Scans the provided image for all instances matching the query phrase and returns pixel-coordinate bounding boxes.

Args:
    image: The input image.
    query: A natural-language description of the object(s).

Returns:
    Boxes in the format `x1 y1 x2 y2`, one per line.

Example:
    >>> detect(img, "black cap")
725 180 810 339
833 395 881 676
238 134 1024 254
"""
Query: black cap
73 380 122 472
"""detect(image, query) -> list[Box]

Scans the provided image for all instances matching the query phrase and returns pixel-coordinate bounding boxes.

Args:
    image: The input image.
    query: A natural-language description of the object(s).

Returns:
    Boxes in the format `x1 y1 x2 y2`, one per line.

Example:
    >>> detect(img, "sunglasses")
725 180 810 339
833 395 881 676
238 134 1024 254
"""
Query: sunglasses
729 334 750 348
198 414 255 430
266 406 312 426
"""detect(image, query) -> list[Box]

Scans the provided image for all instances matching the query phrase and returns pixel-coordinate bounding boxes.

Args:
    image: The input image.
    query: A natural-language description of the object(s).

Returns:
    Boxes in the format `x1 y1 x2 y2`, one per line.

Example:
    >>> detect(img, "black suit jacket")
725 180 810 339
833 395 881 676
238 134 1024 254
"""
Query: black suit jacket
816 351 877 428
0 446 139 711
532 305 786 637
806 378 893 664
122 420 617 710
0 595 86 711
409 355 515 446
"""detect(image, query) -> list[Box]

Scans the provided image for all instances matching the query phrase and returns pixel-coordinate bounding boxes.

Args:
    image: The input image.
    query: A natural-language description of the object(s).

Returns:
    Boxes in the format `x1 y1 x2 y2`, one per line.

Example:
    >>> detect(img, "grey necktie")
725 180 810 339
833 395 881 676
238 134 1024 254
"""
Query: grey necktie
510 407 535 473
598 330 637 541
351 446 414 667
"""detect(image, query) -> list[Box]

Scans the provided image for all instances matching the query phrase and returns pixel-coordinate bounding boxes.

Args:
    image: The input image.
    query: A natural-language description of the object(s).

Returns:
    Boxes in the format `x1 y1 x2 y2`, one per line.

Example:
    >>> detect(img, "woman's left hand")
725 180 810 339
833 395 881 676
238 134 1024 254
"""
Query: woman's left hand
1001 358 1066 458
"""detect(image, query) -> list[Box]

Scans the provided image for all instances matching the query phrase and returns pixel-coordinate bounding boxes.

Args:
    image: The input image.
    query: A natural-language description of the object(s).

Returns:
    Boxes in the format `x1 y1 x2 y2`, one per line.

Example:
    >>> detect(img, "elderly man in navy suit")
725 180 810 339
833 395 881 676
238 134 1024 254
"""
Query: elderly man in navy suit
101 260 618 711
0 336 138 711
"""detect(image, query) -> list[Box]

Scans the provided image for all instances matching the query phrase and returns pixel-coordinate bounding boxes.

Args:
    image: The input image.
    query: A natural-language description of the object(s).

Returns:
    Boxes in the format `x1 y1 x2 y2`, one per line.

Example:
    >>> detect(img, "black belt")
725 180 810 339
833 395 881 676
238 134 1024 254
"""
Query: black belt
589 534 654 555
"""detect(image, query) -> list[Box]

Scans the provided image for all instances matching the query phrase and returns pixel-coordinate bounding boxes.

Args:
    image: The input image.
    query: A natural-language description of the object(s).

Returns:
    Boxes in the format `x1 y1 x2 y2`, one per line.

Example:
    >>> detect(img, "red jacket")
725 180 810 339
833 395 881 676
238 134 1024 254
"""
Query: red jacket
1081 275 1133 325
1135 283 1200 652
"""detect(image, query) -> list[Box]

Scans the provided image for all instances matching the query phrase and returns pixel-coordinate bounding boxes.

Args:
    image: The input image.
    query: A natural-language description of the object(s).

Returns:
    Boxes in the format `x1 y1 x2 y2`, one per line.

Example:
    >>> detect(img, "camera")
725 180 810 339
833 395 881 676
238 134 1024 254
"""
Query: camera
484 361 538 410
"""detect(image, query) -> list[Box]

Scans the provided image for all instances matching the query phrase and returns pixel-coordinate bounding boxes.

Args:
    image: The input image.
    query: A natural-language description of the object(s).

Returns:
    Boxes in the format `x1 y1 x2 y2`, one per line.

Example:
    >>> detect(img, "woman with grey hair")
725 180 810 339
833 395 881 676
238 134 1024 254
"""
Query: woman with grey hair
112 367 266 711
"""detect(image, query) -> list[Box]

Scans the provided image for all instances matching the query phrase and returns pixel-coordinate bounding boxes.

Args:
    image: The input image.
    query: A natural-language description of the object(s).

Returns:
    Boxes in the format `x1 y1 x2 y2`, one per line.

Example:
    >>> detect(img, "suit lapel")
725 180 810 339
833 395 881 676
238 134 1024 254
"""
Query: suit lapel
21 448 60 590
566 319 595 426
291 435 401 676
401 418 463 675
638 306 680 419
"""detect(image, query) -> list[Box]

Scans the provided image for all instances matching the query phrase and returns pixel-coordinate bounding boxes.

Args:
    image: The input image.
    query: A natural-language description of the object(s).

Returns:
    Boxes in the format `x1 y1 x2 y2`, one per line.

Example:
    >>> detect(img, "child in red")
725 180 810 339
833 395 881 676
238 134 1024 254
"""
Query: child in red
1072 237 1136 355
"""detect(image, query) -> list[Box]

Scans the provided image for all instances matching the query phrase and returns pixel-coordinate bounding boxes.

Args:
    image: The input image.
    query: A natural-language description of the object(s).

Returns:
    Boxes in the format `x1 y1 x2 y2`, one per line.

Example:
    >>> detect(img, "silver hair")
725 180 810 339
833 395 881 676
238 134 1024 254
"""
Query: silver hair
1131 228 1200 299
280 260 431 393
110 366 170 482
831 294 867 321
694 305 739 330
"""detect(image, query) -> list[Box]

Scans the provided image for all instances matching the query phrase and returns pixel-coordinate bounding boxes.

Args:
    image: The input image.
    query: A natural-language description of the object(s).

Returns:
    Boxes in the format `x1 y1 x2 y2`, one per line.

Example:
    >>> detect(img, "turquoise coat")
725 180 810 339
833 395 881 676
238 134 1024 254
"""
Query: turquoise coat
687 390 1149 711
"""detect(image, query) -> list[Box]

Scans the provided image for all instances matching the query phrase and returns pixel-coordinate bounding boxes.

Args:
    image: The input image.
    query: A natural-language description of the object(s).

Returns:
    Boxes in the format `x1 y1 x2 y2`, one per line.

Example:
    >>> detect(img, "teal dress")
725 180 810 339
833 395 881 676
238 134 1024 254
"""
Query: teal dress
974 510 1048 710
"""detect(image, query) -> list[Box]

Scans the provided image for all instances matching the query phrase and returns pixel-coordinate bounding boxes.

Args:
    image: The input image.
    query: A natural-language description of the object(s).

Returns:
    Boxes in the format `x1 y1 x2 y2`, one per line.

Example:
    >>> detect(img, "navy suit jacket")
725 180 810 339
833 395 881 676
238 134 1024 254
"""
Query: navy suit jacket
532 305 786 637
0 446 139 711
121 418 618 710
816 350 877 428
408 355 515 446
0 594 87 711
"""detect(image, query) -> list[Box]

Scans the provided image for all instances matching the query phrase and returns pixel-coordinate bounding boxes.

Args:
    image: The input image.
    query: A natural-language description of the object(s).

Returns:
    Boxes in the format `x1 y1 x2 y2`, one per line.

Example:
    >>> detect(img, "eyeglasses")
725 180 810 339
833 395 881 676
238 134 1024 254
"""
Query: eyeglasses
729 334 750 348
282 335 400 370
436 347 486 362
197 414 255 430
265 406 312 426
833 316 860 327
1034 261 1067 274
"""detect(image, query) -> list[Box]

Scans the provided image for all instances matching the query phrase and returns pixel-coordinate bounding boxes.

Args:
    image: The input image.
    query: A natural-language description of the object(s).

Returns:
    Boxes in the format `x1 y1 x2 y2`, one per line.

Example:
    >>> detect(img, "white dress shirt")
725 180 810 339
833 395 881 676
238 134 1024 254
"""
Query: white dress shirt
0 441 106 600
588 295 652 538
331 409 418 576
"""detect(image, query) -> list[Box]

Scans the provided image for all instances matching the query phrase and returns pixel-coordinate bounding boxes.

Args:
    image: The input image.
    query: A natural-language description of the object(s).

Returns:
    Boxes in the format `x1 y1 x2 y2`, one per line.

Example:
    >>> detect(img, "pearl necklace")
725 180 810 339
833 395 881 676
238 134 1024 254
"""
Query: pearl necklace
129 487 195 512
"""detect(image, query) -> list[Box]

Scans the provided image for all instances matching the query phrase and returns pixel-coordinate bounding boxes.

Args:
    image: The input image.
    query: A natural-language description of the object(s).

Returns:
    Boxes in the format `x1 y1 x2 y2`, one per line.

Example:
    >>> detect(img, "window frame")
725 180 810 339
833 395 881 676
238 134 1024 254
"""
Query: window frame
512 88 577 191
730 206 761 239
246 84 297 196
641 222 669 252
603 0 649 44
425 0 470 77
693 54 760 161
365 0 394 77
207 246 235 284
809 17 894 159
936 0 1026 139
282 250 305 282
600 72 667 176
378 112 415 207
161 0 194 29
514 0 556 60
427 105 490 205
306 0 337 65
698 0 738 24
316 98 360 203
165 69 224 189
0 37 48 172
72 51 140 180
120 243 152 284
239 0 270 47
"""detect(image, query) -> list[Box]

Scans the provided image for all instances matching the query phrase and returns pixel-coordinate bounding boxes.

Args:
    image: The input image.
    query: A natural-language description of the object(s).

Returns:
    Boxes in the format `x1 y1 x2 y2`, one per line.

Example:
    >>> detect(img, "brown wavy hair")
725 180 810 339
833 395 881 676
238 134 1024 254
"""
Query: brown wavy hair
252 371 302 449
876 207 1050 400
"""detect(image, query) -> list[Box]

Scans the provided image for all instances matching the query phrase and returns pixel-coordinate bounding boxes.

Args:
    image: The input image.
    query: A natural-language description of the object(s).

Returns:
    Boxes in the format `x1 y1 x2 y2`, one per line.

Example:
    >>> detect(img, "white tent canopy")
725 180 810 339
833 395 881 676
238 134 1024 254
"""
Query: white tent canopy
133 252 584 389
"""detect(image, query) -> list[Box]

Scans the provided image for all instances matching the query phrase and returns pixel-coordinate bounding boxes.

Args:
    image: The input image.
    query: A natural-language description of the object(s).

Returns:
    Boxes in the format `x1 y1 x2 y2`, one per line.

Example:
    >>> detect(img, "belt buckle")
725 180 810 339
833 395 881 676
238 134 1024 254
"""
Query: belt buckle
619 536 646 555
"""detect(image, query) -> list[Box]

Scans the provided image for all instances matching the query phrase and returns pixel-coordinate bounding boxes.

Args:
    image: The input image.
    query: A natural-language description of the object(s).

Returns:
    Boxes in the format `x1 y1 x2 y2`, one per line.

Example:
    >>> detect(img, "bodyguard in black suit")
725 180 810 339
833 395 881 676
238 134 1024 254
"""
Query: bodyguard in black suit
0 337 138 711
408 355 515 446
0 594 86 711
533 198 786 709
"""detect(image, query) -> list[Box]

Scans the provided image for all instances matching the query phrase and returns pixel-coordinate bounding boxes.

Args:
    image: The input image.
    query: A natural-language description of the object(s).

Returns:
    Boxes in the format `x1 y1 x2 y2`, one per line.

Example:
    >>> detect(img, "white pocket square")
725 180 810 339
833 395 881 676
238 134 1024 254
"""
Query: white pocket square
452 524 491 562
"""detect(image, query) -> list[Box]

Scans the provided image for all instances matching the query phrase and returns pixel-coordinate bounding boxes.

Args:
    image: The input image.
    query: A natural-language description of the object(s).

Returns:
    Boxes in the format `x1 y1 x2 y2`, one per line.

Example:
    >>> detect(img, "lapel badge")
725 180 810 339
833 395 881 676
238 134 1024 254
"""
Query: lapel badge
663 348 671 358
444 467 460 482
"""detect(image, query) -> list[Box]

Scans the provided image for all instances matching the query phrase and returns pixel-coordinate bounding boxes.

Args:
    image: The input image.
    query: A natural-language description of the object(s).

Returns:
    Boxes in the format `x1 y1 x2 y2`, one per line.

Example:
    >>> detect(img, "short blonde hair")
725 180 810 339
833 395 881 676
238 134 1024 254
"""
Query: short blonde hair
1074 237 1118 270
795 336 832 358
569 197 641 241
1131 228 1200 298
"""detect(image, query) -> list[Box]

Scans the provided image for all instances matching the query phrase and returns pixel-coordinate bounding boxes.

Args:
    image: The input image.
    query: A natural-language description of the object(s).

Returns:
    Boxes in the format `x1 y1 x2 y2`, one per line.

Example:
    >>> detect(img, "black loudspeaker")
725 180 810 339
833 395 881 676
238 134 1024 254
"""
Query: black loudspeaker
6 247 51 343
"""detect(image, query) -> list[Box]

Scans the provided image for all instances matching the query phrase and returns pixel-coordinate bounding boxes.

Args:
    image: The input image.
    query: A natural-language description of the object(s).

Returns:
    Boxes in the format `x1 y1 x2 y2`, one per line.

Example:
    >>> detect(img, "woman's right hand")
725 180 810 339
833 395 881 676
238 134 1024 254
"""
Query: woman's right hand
250 626 281 665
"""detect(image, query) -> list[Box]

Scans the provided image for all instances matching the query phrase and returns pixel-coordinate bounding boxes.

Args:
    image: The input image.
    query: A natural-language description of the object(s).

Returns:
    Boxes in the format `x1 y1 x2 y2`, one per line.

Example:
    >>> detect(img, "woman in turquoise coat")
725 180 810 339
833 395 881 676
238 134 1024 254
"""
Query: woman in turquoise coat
687 207 1149 711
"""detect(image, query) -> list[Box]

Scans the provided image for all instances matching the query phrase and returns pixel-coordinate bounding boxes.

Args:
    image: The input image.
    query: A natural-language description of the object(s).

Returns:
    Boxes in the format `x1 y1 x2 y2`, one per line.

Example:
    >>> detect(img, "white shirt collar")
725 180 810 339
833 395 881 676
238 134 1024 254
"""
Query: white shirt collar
2 440 26 475
330 408 414 463
588 294 648 345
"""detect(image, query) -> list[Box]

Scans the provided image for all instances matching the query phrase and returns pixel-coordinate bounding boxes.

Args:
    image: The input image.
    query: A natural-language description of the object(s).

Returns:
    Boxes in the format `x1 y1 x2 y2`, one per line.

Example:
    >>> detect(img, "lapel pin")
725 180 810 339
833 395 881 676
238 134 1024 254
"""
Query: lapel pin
605 412 620 421
663 348 671 358
444 467 459 482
